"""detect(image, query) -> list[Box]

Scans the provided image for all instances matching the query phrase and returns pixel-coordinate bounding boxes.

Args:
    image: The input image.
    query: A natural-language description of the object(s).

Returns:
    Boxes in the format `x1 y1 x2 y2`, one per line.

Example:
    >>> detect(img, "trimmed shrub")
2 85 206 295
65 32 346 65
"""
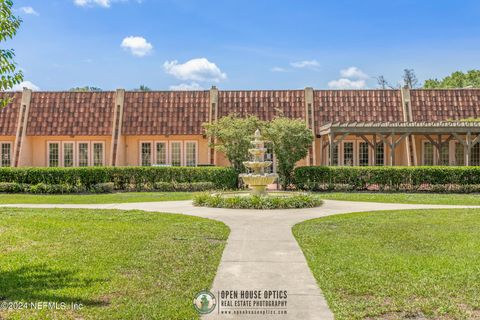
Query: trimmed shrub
0 166 237 191
193 193 322 209
91 182 115 193
0 182 27 193
293 166 480 193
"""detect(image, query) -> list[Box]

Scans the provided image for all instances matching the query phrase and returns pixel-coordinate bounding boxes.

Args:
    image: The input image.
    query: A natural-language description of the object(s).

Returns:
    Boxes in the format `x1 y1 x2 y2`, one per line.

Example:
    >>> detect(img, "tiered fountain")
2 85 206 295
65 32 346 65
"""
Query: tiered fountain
239 129 278 196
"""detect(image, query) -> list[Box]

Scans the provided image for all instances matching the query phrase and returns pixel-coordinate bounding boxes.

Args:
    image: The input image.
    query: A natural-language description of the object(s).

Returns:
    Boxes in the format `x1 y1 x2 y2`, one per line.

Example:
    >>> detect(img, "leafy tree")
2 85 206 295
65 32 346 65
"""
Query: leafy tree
0 0 23 107
134 85 152 91
424 70 480 89
203 115 265 174
403 69 419 88
264 117 313 189
69 86 102 92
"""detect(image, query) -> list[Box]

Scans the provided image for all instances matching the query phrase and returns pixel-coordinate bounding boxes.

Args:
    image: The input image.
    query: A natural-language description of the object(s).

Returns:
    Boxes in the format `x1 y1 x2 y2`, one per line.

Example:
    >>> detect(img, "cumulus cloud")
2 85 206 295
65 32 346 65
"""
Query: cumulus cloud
340 66 369 79
271 67 288 72
10 81 40 91
169 82 204 90
74 0 111 7
290 60 320 70
328 78 367 89
121 36 153 57
163 58 227 82
19 6 39 15
328 66 369 89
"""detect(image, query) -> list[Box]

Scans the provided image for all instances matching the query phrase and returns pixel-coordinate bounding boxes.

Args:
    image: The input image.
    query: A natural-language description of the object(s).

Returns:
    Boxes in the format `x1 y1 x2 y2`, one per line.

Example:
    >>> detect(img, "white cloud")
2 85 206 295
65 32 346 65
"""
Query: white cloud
169 82 204 90
340 66 369 79
121 36 153 57
163 58 227 82
74 0 111 7
271 67 288 72
10 81 40 91
290 60 320 70
328 78 367 89
19 6 39 15
74 0 142 8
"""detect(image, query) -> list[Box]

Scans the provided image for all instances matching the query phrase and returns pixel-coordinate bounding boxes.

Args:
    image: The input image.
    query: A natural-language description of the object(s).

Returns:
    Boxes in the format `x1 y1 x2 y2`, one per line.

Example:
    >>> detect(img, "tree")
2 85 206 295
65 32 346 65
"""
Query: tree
134 85 152 91
1 0 23 107
375 75 395 89
424 70 480 89
403 69 419 88
69 86 102 92
264 117 313 189
203 115 265 174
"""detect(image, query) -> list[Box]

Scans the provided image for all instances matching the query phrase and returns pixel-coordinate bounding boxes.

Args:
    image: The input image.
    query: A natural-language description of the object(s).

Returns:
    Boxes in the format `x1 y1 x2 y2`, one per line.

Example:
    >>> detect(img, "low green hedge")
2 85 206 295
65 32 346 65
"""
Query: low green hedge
0 181 217 194
193 193 322 209
293 166 480 193
0 167 237 191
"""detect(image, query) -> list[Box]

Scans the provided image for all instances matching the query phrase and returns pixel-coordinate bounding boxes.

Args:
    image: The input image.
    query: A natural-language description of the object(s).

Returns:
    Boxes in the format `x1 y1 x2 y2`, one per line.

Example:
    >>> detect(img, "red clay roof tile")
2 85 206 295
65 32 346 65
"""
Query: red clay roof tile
0 92 21 136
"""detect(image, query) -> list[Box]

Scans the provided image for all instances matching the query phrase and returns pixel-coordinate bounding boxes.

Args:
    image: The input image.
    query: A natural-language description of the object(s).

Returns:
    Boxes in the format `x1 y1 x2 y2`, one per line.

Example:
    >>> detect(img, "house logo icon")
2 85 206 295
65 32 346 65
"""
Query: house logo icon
193 290 216 314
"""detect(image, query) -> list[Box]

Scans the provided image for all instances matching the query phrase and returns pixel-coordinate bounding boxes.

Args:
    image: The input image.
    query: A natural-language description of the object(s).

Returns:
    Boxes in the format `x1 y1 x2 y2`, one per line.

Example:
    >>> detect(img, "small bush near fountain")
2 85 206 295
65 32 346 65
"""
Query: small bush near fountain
193 193 322 209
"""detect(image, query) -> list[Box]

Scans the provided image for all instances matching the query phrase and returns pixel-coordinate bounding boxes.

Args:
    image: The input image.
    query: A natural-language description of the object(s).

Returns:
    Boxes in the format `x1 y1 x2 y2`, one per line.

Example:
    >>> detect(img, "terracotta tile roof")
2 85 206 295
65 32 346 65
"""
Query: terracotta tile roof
122 91 210 135
314 90 404 127
0 92 21 136
218 90 305 120
410 89 480 121
27 92 115 136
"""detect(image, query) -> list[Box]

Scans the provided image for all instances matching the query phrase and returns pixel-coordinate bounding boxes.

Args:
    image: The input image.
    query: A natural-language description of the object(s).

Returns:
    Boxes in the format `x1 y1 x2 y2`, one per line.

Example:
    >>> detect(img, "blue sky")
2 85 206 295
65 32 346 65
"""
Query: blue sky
7 0 480 91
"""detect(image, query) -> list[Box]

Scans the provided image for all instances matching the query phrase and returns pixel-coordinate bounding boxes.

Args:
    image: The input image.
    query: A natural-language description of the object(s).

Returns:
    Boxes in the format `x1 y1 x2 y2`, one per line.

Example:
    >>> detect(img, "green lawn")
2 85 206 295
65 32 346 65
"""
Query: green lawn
293 209 480 320
318 192 480 205
0 192 195 204
0 208 229 320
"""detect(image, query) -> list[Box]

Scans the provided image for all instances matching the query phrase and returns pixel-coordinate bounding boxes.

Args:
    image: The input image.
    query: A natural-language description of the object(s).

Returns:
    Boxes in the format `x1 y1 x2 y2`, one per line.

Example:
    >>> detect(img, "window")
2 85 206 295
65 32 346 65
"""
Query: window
93 143 104 166
48 142 60 167
423 142 434 166
375 143 385 166
263 142 274 173
185 142 197 167
359 142 369 166
140 142 152 166
63 143 74 167
171 142 182 166
439 144 449 166
78 143 89 167
331 145 339 166
1 143 11 167
156 142 167 165
455 143 465 166
472 144 480 166
343 142 354 166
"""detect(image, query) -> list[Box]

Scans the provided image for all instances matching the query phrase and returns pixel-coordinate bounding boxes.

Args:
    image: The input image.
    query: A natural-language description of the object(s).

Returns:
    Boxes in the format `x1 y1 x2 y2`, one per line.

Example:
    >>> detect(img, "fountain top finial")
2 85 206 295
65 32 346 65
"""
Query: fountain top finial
254 129 261 138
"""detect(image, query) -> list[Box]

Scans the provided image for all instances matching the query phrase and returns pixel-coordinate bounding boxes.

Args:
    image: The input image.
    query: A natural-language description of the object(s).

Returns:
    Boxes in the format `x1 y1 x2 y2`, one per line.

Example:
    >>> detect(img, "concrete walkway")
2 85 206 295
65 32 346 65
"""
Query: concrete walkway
2 200 480 319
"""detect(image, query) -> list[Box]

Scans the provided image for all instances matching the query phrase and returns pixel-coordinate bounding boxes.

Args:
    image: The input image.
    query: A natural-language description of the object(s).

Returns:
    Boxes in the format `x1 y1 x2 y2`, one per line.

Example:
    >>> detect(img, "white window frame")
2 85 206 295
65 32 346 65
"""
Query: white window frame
92 141 106 167
139 141 153 166
77 141 91 167
154 141 169 165
184 140 198 167
0 142 13 167
341 141 356 166
422 140 435 166
357 141 370 166
62 141 76 167
47 141 61 167
170 141 183 166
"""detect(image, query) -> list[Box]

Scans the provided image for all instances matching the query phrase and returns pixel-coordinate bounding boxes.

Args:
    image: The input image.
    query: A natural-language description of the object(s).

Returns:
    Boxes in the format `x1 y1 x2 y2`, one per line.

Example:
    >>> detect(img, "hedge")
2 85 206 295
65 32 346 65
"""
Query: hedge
0 167 237 191
293 166 480 193
193 193 322 209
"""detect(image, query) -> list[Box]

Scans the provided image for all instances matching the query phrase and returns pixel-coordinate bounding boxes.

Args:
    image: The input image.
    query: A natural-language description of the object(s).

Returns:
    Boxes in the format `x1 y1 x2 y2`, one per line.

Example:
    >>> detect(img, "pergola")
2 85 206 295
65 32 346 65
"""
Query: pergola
318 121 480 166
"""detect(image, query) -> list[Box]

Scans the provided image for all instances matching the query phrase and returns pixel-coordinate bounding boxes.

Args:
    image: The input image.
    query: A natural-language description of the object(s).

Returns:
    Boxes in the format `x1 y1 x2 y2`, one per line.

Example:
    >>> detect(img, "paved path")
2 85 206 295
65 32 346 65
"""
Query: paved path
2 200 480 320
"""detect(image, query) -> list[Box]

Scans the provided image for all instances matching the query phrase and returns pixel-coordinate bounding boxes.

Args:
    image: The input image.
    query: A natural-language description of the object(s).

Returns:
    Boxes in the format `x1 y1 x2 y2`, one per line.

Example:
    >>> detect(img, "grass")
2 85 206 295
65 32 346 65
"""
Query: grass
318 192 480 205
0 208 229 320
0 192 195 204
293 209 480 320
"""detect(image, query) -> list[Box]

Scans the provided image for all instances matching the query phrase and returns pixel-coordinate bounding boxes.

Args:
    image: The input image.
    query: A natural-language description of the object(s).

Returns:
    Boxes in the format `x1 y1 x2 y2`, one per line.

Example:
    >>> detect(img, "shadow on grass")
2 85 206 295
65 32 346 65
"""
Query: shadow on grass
0 264 108 307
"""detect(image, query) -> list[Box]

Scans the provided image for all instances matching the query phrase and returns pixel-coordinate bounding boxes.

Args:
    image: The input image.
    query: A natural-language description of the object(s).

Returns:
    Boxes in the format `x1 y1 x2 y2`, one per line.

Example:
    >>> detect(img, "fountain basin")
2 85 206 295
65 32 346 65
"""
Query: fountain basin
239 173 277 195
243 161 272 169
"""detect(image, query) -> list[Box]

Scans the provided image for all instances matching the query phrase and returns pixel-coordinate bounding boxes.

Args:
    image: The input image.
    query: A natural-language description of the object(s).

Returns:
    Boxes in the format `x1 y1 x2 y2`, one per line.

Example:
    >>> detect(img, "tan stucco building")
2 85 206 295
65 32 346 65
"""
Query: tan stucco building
0 87 479 169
